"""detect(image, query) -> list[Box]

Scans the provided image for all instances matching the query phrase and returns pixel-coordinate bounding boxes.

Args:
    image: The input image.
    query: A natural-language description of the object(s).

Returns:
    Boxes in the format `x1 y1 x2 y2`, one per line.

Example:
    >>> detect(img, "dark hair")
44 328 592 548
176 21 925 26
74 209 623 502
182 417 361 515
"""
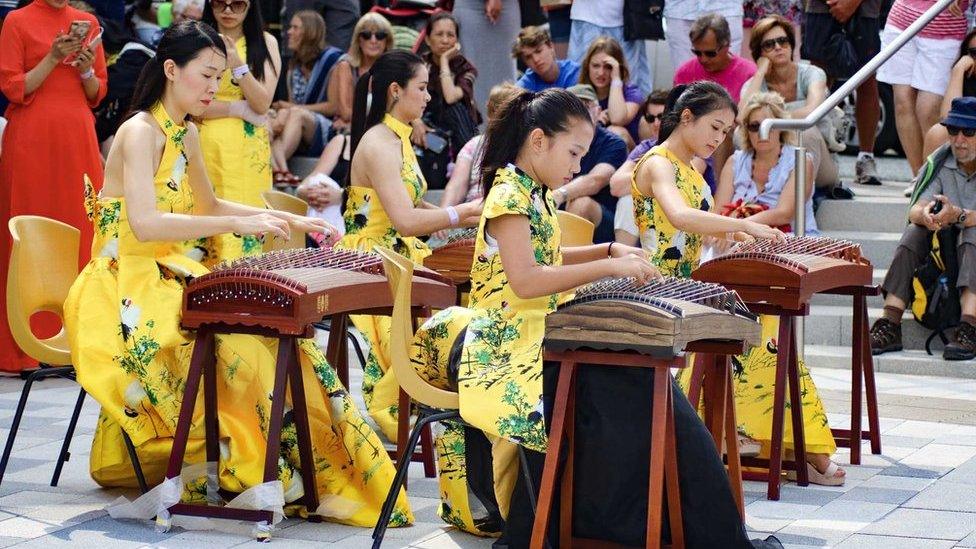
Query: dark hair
290 10 326 72
640 88 670 114
350 50 426 158
203 0 274 81
689 13 731 46
424 12 460 39
479 88 592 198
750 15 796 61
129 21 226 116
960 28 976 61
657 81 737 143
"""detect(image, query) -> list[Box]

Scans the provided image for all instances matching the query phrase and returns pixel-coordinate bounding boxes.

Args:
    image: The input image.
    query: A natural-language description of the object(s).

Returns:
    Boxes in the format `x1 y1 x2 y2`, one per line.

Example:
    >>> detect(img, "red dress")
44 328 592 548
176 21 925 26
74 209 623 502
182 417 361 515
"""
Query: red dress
0 0 107 372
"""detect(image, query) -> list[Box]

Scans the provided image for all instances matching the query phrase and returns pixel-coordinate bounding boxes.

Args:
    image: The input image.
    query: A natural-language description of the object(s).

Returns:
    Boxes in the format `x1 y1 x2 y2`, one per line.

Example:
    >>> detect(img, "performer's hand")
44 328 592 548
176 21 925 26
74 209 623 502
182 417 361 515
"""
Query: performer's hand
610 253 663 284
743 220 786 242
235 213 290 241
609 243 648 260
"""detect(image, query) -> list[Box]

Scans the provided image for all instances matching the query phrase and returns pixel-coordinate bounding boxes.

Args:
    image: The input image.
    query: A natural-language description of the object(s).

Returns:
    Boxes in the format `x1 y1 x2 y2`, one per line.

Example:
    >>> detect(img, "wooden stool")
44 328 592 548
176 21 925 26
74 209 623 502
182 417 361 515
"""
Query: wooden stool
822 285 883 464
165 326 321 529
531 350 684 549
326 312 437 480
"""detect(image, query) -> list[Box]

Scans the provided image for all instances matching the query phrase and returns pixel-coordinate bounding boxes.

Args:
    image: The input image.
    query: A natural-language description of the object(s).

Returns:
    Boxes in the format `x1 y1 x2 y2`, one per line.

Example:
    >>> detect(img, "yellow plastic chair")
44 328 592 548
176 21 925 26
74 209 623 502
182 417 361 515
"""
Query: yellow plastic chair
262 189 310 251
556 210 595 246
370 246 535 547
0 216 147 491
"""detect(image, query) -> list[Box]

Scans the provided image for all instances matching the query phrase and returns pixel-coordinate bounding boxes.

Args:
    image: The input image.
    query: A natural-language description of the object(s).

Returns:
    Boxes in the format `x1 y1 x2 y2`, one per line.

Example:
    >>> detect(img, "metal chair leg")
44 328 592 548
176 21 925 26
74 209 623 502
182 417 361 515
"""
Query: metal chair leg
372 409 459 548
0 366 74 487
50 386 86 487
121 430 149 495
347 331 367 368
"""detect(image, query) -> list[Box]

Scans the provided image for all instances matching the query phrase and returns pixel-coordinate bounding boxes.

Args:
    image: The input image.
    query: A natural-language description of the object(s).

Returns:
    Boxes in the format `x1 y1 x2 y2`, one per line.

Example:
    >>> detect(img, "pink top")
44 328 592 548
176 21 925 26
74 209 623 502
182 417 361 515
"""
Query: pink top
887 0 969 40
673 55 757 104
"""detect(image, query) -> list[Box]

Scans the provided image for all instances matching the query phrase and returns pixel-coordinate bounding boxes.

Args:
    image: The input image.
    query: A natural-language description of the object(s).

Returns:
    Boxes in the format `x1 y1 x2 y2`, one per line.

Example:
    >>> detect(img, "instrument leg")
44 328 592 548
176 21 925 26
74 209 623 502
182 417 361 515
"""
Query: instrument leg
530 360 576 549
766 316 792 501
646 366 669 547
286 337 322 518
788 322 808 487
165 329 214 481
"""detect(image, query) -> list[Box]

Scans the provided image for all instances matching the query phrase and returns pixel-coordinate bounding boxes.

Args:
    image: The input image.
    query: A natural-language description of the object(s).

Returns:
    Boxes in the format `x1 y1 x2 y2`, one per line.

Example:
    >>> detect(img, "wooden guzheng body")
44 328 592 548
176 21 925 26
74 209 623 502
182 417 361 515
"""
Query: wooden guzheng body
424 227 477 285
546 277 761 357
182 248 457 335
692 235 873 311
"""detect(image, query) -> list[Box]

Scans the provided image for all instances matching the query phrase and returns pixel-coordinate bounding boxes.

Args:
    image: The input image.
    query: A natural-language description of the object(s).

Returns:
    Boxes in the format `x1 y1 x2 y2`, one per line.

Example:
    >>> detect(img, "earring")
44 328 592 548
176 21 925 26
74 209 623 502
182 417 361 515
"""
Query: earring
394 94 400 101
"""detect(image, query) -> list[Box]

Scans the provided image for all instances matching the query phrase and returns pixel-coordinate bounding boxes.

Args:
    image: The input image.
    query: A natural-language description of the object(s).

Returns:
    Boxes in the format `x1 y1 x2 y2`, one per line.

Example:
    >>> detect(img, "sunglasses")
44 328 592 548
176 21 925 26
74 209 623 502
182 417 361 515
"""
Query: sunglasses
760 36 791 52
746 122 763 133
643 112 661 123
691 46 724 58
211 0 248 13
359 30 389 41
946 124 976 137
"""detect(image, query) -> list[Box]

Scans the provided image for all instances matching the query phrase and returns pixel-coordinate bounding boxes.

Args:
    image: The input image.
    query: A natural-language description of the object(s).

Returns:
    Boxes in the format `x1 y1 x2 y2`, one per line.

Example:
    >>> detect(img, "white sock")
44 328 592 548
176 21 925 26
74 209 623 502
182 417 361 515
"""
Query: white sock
858 151 874 161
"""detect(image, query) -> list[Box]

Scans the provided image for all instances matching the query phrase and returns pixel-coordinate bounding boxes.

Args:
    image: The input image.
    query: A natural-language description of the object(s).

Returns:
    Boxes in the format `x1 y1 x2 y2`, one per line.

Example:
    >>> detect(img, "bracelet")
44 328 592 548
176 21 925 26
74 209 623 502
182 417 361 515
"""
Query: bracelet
446 205 460 227
610 78 623 88
555 187 569 203
232 64 250 80
441 70 452 78
607 242 615 258
80 68 95 80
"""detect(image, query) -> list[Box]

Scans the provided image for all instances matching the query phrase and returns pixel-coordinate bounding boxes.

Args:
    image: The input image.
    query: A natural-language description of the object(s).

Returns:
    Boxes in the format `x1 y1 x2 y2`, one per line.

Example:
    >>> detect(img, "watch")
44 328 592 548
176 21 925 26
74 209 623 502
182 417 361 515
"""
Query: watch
555 188 569 204
958 209 968 226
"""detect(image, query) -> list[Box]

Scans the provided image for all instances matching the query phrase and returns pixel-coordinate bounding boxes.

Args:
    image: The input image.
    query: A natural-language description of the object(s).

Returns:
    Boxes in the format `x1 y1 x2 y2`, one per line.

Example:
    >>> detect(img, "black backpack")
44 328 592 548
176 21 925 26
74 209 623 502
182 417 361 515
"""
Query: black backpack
94 42 155 143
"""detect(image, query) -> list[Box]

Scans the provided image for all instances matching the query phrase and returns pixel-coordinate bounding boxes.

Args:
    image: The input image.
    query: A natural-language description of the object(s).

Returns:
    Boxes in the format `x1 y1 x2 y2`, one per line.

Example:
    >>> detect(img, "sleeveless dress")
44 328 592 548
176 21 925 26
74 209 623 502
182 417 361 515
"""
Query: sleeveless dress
63 103 412 528
335 113 432 442
410 164 561 535
729 146 819 235
197 36 272 265
632 146 836 459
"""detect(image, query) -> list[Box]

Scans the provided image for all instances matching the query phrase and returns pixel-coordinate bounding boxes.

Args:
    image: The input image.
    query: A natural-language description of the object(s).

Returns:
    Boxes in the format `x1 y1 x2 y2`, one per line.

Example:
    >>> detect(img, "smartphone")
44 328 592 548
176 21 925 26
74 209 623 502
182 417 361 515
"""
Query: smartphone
425 132 447 154
68 20 91 40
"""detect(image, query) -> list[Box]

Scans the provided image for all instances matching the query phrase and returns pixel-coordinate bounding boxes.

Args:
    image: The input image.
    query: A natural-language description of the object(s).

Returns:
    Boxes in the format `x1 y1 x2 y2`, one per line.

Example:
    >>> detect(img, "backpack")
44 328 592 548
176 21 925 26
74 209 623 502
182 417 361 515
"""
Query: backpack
907 144 961 354
94 42 155 143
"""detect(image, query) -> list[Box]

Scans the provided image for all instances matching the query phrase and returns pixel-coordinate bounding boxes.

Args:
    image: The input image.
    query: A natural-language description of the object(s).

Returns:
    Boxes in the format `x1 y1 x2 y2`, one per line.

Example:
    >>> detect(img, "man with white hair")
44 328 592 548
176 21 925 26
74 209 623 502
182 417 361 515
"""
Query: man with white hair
172 0 203 23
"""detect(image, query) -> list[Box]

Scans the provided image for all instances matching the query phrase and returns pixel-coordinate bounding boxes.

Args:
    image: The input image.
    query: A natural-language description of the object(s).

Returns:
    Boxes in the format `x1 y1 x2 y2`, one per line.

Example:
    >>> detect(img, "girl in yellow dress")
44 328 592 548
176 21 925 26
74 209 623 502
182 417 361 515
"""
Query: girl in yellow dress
64 22 412 530
334 50 483 442
632 81 845 485
195 0 279 264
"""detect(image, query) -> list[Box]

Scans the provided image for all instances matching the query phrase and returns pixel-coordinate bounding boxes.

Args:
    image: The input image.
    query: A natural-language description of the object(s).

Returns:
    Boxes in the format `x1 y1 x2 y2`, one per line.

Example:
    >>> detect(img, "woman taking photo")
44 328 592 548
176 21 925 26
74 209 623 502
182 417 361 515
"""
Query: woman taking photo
197 0 279 264
63 21 411 528
578 36 643 148
335 49 482 441
327 12 393 133
0 0 106 373
270 10 343 184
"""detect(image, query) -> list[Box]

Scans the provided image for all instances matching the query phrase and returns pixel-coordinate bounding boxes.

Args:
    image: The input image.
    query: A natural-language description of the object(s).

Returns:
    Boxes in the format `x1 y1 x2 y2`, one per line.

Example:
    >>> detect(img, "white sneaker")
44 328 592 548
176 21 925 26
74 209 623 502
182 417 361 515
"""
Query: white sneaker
903 183 915 197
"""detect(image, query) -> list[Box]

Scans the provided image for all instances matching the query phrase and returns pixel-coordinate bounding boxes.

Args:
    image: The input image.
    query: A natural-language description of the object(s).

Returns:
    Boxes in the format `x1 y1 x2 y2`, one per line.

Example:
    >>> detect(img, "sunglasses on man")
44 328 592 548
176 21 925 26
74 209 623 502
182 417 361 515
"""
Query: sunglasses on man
945 124 976 137
760 36 790 52
211 0 248 14
643 112 661 123
691 45 727 58
359 30 389 41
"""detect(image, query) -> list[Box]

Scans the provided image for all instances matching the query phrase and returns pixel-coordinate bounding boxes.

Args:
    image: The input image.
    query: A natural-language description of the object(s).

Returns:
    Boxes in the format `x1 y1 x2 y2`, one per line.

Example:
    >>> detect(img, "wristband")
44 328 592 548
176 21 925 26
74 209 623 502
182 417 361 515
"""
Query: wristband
446 205 460 227
555 187 569 204
232 64 250 80
610 78 623 88
607 242 614 258
80 68 95 80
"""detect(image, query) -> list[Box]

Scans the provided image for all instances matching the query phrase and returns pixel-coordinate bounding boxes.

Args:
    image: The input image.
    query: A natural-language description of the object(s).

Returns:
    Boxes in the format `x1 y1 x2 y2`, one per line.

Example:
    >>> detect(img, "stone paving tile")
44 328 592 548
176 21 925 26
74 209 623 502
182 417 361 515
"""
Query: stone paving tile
957 529 976 547
904 482 976 513
859 474 936 491
875 463 950 479
410 529 494 549
902 444 976 469
773 524 856 546
861 509 976 540
834 533 957 548
804 500 899 528
837 486 919 505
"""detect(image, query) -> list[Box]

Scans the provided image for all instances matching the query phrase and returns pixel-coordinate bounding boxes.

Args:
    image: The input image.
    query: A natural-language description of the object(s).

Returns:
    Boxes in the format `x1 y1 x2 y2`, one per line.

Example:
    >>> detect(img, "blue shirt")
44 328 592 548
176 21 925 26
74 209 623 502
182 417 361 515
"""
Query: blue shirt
581 125 627 212
516 59 581 92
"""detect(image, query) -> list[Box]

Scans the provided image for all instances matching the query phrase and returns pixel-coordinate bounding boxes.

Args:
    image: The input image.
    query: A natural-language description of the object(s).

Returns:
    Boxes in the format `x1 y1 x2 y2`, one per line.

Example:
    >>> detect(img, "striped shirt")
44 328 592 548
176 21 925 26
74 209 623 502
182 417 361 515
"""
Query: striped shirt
887 0 970 40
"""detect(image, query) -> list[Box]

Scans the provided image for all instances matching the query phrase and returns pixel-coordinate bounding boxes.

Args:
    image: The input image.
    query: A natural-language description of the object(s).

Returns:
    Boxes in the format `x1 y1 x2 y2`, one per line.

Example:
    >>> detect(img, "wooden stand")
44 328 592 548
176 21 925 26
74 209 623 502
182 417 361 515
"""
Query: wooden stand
164 325 321 527
531 350 685 549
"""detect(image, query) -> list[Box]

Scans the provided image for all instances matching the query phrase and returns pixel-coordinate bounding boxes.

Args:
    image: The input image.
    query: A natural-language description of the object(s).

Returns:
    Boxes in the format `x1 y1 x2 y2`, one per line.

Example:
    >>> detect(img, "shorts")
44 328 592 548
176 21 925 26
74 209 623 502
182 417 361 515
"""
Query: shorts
547 5 571 42
614 195 638 238
304 112 331 158
593 202 616 244
877 26 958 95
802 12 880 78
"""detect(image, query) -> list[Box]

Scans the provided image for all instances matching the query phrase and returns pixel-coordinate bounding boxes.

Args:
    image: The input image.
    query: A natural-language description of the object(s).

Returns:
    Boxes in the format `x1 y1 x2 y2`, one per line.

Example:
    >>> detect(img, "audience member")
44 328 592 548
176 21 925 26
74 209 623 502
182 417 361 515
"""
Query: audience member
455 0 519 107
579 36 641 148
295 132 348 236
0 0 107 372
879 0 969 180
567 0 650 94
270 10 343 183
664 0 743 71
129 0 161 46
922 29 976 161
638 89 668 142
674 14 755 179
414 12 481 162
803 0 882 185
172 0 203 23
199 0 280 262
742 0 801 60
327 12 392 132
282 0 360 51
872 97 976 361
513 25 579 92
740 15 841 192
546 4 571 59
557 84 628 243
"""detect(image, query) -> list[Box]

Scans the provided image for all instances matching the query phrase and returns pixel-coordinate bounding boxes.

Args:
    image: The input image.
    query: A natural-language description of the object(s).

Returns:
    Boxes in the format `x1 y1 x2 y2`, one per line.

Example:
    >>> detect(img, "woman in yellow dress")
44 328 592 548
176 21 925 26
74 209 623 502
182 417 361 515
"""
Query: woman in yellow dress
334 50 482 441
195 0 279 264
64 22 412 529
632 81 845 485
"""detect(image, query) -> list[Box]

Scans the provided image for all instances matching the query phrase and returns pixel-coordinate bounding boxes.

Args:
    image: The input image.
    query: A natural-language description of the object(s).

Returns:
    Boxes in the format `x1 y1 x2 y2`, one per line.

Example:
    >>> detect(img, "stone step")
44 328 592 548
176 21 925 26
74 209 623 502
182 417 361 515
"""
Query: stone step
808 269 887 307
822 230 902 267
804 305 940 352
807 344 976 379
815 195 909 233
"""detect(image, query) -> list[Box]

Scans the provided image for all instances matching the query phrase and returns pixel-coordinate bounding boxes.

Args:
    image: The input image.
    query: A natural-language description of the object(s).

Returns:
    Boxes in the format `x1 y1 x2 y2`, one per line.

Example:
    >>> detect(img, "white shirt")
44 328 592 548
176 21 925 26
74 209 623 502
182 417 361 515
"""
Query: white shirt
570 0 624 28
663 0 742 20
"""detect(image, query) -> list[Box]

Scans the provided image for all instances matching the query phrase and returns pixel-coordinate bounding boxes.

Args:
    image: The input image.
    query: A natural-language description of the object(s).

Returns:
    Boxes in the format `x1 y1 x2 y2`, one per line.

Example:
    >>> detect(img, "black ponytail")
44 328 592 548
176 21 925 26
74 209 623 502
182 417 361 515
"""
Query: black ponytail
478 88 591 198
350 49 425 159
656 81 737 144
128 21 226 117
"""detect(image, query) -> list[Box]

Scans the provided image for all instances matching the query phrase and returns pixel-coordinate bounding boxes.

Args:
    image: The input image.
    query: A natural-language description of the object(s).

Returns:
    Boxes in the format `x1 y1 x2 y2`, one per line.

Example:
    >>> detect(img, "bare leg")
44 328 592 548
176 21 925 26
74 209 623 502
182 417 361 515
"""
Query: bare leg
274 110 312 172
923 124 949 159
915 90 944 148
856 77 881 154
566 196 603 227
893 85 923 173
963 288 976 318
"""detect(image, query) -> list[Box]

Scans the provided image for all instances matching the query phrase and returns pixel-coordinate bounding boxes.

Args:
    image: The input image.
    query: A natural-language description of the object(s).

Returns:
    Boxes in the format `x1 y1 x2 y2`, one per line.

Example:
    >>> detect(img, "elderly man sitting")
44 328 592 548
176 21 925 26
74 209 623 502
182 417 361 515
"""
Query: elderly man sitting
872 97 976 360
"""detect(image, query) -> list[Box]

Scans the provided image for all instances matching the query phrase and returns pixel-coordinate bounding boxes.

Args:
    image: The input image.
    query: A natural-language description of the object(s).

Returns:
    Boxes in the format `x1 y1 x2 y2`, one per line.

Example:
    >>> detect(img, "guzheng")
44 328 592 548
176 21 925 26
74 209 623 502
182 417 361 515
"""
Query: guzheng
182 248 457 335
692 235 873 311
546 277 761 357
425 227 477 285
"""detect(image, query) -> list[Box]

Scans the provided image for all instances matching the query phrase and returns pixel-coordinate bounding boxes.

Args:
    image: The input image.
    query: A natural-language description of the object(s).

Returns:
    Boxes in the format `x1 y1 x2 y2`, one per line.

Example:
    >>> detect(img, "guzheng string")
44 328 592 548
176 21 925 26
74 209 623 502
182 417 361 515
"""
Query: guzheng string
729 235 866 263
569 277 752 317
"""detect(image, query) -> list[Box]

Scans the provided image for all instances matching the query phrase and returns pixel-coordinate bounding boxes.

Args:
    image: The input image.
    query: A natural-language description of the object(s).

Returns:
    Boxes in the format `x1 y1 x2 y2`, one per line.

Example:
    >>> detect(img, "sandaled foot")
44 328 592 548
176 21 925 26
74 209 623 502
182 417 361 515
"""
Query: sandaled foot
807 458 846 486
738 434 761 457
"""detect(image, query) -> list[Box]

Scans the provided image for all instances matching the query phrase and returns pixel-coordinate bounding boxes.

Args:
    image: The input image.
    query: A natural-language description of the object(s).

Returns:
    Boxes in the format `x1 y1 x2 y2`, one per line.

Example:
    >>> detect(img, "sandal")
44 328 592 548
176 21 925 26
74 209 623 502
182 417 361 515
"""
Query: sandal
787 461 846 486
738 434 761 457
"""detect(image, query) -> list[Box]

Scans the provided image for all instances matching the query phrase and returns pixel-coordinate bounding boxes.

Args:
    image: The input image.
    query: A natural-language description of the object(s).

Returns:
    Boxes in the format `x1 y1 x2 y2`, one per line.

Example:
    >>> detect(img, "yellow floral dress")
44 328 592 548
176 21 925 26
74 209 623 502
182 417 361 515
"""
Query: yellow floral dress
410 165 561 535
632 146 835 458
63 103 412 527
335 113 432 442
197 36 271 265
